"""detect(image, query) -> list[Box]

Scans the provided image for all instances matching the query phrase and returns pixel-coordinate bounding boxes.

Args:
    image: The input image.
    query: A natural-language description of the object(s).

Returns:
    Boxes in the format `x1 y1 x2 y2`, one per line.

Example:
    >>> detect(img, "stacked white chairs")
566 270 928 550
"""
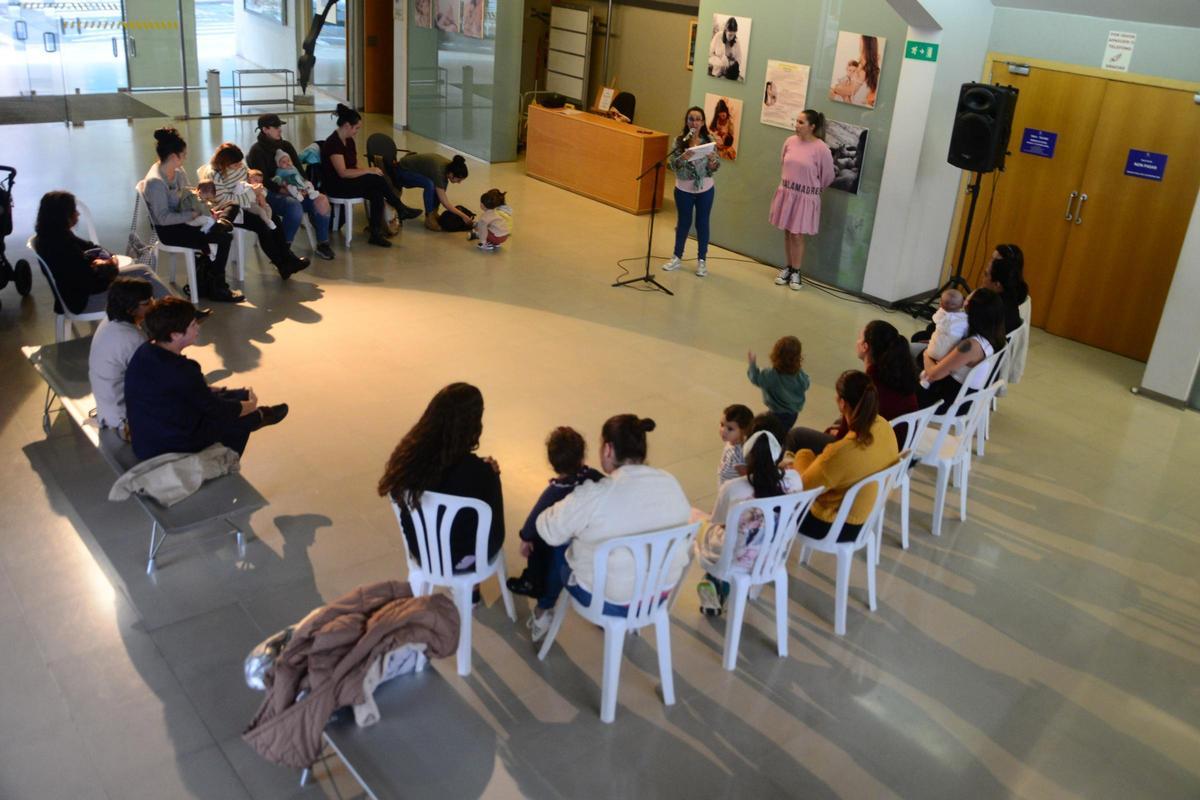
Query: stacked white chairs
697 489 822 670
883 405 940 557
228 227 254 285
390 491 517 677
537 522 700 723
927 348 1005 456
27 236 106 342
913 380 1006 538
328 197 365 245
796 461 904 636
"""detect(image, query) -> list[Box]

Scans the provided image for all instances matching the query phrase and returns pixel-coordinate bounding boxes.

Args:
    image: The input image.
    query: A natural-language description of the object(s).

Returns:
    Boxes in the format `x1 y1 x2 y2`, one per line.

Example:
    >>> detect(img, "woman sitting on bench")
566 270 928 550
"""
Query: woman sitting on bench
124 297 289 460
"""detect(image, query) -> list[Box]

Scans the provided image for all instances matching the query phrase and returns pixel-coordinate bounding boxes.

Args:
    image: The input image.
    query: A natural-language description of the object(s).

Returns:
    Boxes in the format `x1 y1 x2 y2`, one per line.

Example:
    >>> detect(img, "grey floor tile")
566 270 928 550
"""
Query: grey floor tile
0 723 109 800
100 743 252 800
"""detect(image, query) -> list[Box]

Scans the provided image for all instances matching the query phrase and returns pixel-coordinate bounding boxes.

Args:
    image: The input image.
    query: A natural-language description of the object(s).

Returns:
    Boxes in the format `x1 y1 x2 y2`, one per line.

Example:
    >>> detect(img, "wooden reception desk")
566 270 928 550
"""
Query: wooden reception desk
525 104 669 214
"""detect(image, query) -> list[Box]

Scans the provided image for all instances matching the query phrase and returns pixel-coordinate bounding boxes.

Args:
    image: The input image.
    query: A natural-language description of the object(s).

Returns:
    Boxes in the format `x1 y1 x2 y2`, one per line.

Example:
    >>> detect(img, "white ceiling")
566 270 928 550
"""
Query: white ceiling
992 0 1200 29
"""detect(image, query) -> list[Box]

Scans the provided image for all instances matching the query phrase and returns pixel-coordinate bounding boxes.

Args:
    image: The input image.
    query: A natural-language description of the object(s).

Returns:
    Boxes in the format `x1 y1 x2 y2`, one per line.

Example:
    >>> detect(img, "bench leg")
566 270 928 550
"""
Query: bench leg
299 768 310 788
227 520 248 556
146 521 166 575
42 385 58 434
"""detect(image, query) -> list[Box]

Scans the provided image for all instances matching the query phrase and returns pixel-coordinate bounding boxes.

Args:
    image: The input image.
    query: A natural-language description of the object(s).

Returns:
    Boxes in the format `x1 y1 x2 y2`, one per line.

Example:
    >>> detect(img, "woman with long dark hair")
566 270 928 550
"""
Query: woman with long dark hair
530 414 690 641
917 288 1007 413
695 430 801 615
34 190 172 317
140 126 241 302
322 103 411 247
769 109 834 290
981 243 1028 333
791 370 899 543
662 106 720 277
378 383 504 572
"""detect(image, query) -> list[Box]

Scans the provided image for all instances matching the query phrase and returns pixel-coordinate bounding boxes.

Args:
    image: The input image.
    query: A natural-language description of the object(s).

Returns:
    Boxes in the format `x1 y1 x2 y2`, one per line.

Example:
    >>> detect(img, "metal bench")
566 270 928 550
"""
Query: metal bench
23 336 268 574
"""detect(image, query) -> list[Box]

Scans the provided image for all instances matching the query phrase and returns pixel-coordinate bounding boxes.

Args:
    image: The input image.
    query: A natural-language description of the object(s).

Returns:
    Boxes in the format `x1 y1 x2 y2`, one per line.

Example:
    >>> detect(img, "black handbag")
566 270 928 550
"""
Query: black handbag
438 205 475 232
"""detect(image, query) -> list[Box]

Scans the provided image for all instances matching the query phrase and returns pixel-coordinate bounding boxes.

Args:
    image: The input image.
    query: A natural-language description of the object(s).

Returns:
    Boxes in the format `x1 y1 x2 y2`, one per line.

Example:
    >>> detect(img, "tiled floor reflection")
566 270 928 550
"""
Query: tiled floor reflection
0 114 1197 799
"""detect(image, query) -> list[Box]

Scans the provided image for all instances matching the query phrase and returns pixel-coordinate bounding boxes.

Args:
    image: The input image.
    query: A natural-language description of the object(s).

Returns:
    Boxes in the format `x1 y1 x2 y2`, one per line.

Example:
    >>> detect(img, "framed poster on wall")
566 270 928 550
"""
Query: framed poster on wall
686 20 698 70
244 0 286 25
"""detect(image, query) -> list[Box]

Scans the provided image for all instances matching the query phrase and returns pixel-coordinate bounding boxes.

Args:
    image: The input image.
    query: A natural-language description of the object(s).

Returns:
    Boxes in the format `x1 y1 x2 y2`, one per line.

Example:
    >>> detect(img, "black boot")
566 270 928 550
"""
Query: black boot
200 261 245 303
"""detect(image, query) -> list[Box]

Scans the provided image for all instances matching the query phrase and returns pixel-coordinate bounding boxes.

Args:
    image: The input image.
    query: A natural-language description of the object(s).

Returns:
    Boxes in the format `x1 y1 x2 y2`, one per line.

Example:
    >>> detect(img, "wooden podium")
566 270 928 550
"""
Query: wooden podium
525 104 669 215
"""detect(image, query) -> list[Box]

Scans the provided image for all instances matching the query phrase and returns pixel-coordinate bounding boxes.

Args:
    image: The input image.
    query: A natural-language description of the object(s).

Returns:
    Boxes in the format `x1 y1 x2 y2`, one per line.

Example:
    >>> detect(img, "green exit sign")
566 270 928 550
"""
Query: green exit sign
905 41 939 62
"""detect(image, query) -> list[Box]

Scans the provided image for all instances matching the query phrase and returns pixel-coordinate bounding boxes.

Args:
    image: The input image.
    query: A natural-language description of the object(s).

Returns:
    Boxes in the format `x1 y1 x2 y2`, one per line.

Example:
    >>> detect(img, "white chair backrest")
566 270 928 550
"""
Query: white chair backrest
945 381 1004 461
585 522 699 625
390 491 492 580
716 488 823 582
134 180 161 229
75 199 100 244
26 235 69 310
891 404 939 460
805 461 902 549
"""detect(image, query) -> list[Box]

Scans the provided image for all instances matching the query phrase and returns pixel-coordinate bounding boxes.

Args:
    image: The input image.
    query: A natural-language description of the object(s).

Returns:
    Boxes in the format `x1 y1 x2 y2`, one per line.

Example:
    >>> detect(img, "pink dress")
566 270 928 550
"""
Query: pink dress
769 137 834 235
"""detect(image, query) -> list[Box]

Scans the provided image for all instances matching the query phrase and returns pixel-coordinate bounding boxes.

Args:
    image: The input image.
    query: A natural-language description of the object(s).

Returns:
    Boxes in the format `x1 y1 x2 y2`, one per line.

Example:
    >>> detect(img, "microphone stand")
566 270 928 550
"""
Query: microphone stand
613 159 672 296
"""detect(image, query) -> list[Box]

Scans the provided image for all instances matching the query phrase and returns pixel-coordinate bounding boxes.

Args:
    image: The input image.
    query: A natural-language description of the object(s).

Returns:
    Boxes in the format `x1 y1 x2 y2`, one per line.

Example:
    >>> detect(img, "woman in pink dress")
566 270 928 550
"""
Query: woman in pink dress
769 109 834 290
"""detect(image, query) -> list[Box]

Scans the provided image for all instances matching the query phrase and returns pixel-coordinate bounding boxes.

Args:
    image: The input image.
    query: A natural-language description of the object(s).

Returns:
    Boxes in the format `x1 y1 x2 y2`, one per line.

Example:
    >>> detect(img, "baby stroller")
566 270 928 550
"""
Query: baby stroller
0 165 33 310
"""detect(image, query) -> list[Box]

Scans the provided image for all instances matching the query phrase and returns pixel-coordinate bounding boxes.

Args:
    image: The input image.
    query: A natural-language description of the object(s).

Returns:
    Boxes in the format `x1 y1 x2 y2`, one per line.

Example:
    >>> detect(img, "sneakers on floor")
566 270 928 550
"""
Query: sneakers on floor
789 269 803 291
661 256 682 271
695 259 708 277
697 579 723 617
528 611 553 642
314 242 335 261
774 267 792 285
477 242 498 251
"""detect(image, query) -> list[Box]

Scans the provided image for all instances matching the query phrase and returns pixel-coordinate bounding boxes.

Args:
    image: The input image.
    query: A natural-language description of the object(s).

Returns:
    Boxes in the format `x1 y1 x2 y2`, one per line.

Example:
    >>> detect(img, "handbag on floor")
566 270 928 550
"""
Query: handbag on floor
437 205 475 232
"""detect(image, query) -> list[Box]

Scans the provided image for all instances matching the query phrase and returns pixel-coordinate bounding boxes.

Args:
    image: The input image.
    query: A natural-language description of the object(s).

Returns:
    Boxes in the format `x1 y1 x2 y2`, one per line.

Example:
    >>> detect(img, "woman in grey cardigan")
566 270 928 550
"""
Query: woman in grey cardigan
141 127 242 303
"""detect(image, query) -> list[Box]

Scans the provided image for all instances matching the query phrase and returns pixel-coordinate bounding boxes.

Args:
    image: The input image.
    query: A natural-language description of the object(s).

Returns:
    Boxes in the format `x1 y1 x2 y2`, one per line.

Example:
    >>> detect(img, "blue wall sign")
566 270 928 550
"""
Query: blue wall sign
1019 128 1057 158
1124 150 1167 181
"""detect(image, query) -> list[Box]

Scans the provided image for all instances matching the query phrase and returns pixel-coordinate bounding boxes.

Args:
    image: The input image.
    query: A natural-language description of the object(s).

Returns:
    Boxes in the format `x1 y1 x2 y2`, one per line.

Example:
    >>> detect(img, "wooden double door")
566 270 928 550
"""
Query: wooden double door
951 60 1200 361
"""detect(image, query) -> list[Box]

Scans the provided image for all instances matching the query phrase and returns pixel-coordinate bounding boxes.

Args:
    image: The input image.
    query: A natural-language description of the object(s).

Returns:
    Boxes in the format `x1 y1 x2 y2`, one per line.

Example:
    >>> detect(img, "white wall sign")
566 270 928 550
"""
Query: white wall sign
1103 31 1136 73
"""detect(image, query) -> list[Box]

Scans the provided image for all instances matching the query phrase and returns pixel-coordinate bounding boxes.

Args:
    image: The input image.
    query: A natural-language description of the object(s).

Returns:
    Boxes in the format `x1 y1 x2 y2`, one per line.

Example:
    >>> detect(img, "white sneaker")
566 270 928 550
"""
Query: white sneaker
789 270 803 291
774 267 791 285
528 611 552 642
661 256 682 271
697 580 723 617
695 259 708 277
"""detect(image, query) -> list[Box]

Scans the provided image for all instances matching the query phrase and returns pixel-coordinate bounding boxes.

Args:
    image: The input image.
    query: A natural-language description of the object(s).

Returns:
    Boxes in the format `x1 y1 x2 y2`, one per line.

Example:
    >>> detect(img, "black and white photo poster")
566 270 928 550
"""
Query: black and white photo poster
707 14 751 83
826 119 869 194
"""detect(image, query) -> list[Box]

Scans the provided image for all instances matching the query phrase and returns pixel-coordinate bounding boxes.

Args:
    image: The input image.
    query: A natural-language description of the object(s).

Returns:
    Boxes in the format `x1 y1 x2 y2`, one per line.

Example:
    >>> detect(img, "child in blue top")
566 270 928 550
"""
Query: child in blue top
747 334 810 431
507 427 602 602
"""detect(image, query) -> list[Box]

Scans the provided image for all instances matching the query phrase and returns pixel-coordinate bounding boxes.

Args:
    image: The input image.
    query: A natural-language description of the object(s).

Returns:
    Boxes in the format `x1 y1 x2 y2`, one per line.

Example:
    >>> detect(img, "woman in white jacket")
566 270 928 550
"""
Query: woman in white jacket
532 414 690 641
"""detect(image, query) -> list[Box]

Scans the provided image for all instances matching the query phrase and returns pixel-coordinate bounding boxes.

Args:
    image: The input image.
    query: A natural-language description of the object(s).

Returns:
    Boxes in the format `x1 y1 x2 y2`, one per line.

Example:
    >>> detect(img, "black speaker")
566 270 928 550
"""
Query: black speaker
947 83 1019 172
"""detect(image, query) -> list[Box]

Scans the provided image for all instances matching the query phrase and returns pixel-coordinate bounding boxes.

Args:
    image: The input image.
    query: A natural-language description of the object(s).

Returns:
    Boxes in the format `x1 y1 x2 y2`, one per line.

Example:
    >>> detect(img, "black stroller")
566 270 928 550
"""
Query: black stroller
0 165 33 310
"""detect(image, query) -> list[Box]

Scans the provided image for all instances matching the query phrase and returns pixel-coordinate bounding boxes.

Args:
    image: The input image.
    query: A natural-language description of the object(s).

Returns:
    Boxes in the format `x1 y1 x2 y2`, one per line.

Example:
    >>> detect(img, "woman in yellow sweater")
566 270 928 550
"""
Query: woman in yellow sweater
790 370 898 542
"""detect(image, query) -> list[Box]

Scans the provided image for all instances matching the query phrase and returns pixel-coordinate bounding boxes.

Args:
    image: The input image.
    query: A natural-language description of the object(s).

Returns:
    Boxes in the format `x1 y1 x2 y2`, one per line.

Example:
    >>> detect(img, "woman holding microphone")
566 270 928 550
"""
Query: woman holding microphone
661 106 720 278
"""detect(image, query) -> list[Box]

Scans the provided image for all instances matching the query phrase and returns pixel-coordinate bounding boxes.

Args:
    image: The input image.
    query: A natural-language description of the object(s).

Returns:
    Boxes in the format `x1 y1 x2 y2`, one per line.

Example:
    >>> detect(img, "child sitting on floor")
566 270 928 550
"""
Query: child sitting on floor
506 427 602 606
717 403 753 488
696 430 802 615
272 150 321 202
747 335 811 431
469 188 513 251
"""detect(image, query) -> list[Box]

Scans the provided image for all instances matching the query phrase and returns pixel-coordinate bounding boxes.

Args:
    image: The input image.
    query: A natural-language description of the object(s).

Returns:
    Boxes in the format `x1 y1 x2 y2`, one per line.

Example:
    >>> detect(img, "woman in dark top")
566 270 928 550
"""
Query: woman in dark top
981 243 1028 333
917 288 1007 414
784 320 919 455
33 190 172 315
393 152 470 231
378 382 504 573
321 103 409 248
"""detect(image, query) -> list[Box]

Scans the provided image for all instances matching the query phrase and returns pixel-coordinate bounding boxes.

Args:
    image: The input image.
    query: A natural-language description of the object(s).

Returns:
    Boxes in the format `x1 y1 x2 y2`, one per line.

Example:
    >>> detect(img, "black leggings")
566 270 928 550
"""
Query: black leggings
325 174 404 234
233 211 296 274
155 221 233 289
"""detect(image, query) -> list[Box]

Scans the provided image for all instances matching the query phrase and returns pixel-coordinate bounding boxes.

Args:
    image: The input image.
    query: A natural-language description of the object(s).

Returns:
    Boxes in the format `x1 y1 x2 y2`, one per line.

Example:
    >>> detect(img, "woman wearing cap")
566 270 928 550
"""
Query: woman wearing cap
694 429 802 616
247 114 335 261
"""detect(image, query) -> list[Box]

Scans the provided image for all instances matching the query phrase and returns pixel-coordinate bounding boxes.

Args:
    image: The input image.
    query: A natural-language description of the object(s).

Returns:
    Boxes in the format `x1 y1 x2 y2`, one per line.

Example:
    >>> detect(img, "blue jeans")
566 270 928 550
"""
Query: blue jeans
540 545 667 617
673 186 714 260
266 191 330 245
392 168 438 213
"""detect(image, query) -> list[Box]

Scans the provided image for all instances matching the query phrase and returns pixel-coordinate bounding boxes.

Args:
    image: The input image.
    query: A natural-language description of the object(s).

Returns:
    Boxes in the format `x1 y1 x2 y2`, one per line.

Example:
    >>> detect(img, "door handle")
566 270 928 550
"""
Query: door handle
127 35 136 57
1074 193 1088 225
43 31 58 53
112 37 118 58
1064 190 1078 220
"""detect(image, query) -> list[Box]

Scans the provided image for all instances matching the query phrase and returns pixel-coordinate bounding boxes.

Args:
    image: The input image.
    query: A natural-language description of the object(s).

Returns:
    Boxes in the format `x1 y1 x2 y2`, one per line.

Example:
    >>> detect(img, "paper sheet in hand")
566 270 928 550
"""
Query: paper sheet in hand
684 142 715 161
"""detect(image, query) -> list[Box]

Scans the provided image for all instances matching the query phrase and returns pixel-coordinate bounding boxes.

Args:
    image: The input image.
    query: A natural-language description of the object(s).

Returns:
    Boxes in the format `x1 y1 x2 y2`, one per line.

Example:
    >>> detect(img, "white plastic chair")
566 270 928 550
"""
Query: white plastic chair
883 405 940 558
537 522 700 723
328 196 365 245
27 236 107 342
1005 296 1032 386
913 380 1005 539
390 491 516 677
300 215 318 249
135 183 202 304
76 199 100 244
227 226 254 284
796 461 904 636
697 489 822 671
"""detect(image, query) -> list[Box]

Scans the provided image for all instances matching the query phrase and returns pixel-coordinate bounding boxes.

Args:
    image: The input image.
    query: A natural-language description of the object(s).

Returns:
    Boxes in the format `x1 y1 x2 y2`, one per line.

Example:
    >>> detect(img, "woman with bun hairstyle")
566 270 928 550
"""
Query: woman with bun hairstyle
394 151 471 232
790 370 899 543
530 414 691 641
980 243 1028 334
769 109 835 291
321 103 411 247
141 126 242 302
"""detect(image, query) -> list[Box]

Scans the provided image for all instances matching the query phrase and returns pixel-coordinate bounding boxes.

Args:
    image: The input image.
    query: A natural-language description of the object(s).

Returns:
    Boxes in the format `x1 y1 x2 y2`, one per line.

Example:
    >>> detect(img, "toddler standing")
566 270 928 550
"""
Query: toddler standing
470 188 513 251
747 335 810 431
717 404 753 487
